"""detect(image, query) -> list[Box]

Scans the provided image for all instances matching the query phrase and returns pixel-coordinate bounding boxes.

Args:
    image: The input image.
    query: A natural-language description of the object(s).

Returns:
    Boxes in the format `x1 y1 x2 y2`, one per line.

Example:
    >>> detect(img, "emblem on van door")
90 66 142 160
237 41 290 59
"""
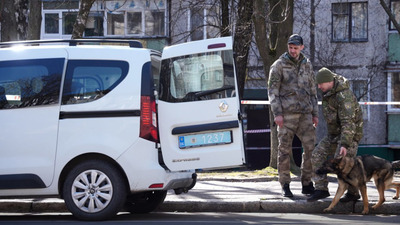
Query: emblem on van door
219 100 229 112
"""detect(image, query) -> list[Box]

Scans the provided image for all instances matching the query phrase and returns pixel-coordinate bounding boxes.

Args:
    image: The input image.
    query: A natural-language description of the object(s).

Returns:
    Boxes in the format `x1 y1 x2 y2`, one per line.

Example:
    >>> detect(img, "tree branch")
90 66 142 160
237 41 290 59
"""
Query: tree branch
380 0 400 33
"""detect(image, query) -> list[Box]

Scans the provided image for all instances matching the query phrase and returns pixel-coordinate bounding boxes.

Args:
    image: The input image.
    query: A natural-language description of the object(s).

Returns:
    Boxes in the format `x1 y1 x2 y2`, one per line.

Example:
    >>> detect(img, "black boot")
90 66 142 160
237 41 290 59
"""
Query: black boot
307 190 330 202
282 183 293 197
339 192 360 202
302 182 315 195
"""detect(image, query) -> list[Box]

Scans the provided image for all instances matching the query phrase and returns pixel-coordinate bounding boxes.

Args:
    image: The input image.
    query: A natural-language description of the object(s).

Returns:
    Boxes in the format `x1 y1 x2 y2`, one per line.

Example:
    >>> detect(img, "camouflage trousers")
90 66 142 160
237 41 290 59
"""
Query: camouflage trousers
312 136 359 193
277 113 315 187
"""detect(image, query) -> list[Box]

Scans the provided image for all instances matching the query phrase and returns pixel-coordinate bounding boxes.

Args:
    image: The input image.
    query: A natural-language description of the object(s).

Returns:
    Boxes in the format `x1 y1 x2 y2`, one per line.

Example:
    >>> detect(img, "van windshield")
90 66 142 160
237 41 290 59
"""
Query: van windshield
159 50 235 102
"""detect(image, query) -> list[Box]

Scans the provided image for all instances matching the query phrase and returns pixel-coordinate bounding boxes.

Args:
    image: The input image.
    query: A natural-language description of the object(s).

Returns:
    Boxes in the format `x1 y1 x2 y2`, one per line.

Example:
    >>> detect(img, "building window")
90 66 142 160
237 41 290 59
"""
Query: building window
127 12 143 35
332 2 368 42
388 72 400 112
189 6 220 41
190 7 204 41
390 0 400 30
42 0 80 38
351 79 369 120
107 12 125 35
42 0 165 39
146 11 165 36
105 0 166 37
44 13 59 34
84 12 104 37
62 12 78 35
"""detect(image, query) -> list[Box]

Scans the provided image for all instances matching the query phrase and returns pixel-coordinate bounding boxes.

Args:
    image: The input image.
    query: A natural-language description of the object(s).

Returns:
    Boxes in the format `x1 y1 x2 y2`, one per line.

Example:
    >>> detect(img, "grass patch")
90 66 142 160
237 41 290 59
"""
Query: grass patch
198 167 280 178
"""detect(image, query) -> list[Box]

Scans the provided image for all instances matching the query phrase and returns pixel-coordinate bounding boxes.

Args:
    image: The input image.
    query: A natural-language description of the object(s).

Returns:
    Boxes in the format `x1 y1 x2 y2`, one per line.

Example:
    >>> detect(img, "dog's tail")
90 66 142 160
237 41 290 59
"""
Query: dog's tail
392 160 400 169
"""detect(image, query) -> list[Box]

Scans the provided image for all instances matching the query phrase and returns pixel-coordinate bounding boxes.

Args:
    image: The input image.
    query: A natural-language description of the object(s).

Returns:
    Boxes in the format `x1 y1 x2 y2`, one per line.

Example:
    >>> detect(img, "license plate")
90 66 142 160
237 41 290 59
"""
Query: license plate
178 131 232 149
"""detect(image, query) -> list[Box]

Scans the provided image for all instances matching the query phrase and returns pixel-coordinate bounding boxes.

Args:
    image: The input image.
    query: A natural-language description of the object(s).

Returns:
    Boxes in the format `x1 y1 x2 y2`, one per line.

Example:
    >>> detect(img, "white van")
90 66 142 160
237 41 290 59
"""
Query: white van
0 37 245 220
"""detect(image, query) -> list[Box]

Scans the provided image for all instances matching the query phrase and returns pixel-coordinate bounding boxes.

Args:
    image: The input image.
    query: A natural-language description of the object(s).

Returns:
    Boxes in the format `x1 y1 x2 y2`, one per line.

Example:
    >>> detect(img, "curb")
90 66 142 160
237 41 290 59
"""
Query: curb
159 199 400 215
158 200 261 212
1 197 400 215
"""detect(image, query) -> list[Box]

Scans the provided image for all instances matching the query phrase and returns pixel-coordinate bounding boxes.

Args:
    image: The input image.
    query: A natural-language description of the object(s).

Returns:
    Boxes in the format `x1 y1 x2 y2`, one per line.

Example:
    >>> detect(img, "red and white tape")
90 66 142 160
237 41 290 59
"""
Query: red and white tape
241 100 400 105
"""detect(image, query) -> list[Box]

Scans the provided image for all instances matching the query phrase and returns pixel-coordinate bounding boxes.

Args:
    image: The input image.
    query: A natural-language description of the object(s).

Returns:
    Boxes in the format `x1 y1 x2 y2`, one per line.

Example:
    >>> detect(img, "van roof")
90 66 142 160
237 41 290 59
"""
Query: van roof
0 39 143 48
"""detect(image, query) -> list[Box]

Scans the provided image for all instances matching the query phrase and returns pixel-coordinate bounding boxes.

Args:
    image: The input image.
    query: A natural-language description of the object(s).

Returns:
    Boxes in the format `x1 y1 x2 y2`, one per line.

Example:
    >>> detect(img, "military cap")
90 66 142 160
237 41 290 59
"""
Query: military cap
288 34 303 45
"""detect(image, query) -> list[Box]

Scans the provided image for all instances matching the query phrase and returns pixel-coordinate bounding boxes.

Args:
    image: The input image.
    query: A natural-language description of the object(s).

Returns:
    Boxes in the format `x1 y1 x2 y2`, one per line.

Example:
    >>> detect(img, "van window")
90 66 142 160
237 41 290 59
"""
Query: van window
0 58 64 109
159 50 235 102
62 60 129 105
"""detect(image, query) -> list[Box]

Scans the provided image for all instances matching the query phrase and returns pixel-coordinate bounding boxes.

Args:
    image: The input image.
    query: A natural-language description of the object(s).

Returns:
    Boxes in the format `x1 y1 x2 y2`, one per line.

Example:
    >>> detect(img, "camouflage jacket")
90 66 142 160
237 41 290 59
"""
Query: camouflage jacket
268 52 318 117
322 74 363 148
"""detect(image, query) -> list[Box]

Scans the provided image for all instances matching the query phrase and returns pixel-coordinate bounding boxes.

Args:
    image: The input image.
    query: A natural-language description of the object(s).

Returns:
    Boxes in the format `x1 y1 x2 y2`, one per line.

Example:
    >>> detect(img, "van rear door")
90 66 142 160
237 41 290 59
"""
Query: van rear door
157 37 245 171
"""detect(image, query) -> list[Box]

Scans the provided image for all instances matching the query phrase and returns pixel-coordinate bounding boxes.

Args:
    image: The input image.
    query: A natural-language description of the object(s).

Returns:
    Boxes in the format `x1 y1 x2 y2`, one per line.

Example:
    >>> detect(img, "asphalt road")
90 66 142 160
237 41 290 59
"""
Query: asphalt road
0 212 399 225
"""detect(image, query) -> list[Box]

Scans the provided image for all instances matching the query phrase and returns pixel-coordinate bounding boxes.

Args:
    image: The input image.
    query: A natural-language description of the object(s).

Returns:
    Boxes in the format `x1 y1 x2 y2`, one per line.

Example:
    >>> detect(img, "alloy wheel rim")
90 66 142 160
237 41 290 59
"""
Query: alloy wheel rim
71 169 113 213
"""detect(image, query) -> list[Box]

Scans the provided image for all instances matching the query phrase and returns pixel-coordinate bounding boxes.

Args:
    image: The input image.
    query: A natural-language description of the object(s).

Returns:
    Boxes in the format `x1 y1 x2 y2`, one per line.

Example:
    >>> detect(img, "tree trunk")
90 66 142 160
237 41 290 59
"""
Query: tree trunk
71 0 96 39
268 0 298 173
16 0 29 40
253 0 278 169
253 0 296 171
233 0 253 99
220 0 231 37
309 0 315 63
1 0 18 41
27 0 42 40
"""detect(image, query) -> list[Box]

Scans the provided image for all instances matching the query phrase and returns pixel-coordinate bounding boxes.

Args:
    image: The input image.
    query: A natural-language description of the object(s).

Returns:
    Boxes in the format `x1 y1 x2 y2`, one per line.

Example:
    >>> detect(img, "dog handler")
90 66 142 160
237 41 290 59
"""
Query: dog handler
307 67 364 202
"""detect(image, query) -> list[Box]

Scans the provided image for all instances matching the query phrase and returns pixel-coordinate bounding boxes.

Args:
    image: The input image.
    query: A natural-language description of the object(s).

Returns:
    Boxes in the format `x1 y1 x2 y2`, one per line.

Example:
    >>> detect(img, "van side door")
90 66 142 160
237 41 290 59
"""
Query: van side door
158 37 245 171
0 48 66 188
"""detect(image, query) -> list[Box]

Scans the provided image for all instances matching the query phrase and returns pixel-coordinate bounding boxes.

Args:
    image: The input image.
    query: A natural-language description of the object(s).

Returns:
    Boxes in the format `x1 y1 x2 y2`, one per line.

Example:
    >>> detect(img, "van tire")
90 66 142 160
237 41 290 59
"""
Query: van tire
124 190 167 213
63 159 127 221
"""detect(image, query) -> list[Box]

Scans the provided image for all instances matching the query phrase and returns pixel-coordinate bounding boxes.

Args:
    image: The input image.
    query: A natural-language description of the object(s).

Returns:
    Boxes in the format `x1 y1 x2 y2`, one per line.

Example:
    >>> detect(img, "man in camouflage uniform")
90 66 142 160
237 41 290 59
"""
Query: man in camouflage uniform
307 67 363 202
268 34 319 197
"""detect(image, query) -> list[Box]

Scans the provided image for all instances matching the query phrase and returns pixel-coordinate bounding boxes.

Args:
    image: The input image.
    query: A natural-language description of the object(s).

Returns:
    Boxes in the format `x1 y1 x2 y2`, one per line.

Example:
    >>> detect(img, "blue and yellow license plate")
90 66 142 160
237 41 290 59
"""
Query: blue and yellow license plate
178 131 232 149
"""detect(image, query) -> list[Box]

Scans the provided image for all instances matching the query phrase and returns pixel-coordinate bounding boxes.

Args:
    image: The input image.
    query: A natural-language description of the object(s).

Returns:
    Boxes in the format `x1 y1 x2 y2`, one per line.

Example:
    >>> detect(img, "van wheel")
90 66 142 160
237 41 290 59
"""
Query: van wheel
63 160 127 221
124 190 167 213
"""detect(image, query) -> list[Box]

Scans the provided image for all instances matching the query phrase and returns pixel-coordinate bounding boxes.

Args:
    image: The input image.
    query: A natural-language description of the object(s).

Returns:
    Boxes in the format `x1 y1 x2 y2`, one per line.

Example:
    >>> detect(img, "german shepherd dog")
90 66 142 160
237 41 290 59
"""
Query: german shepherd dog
316 154 400 214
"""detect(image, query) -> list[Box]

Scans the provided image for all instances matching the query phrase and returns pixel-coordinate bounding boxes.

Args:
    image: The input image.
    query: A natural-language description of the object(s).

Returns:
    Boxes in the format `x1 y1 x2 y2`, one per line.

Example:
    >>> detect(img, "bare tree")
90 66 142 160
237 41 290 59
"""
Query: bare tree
71 0 96 39
0 0 42 42
220 0 231 37
169 0 225 44
234 0 254 98
16 0 29 40
1 0 18 41
27 0 42 40
253 0 295 170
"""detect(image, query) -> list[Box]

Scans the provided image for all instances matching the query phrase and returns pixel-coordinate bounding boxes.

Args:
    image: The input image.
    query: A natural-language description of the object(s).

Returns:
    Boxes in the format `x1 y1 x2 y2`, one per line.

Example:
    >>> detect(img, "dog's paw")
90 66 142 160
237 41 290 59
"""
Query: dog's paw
361 209 369 215
323 208 332 213
371 204 379 210
392 195 399 200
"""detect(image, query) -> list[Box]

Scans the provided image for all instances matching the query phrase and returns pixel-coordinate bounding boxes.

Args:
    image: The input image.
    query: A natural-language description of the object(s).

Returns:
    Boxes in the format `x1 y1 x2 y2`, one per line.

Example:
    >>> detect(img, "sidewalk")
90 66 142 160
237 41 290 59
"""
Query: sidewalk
0 175 400 215
160 175 400 214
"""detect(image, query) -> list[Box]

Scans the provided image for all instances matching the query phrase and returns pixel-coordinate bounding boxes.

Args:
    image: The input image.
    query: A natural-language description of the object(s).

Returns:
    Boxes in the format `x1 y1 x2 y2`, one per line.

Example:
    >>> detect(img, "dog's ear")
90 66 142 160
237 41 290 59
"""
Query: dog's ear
333 155 343 164
341 156 355 175
336 155 347 170
335 155 343 160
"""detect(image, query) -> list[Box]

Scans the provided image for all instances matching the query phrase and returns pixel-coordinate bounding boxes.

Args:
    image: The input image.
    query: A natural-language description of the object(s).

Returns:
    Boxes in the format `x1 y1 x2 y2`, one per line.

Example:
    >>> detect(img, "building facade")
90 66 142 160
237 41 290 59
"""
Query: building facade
41 0 169 51
292 0 400 159
40 0 222 50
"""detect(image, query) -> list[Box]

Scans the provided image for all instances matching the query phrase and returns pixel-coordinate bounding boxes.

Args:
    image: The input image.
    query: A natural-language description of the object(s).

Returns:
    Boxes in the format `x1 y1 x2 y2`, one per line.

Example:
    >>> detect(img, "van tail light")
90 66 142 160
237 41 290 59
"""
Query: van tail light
139 95 159 143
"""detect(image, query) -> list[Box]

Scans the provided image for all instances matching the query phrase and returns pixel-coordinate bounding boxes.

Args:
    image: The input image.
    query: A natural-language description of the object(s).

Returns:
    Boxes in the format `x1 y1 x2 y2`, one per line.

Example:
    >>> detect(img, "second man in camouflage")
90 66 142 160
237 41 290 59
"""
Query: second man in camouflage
307 67 364 202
